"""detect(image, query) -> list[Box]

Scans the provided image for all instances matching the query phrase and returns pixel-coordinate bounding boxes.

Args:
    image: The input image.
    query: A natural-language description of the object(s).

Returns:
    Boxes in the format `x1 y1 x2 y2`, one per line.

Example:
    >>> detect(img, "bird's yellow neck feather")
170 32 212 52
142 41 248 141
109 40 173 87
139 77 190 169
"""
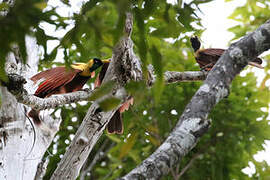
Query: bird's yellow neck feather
70 60 94 77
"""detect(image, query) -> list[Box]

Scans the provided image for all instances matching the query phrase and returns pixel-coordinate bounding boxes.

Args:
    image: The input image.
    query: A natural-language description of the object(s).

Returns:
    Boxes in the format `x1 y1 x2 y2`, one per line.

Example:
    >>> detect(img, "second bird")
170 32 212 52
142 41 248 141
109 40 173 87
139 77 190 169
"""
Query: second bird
190 36 263 71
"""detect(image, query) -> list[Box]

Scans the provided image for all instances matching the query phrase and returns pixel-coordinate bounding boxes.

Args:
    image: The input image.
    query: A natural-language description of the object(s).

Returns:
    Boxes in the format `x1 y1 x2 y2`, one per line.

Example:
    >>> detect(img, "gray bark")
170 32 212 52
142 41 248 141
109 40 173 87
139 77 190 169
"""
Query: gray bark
4 70 206 112
49 14 207 180
0 37 60 180
3 10 268 180
120 19 270 179
50 12 143 180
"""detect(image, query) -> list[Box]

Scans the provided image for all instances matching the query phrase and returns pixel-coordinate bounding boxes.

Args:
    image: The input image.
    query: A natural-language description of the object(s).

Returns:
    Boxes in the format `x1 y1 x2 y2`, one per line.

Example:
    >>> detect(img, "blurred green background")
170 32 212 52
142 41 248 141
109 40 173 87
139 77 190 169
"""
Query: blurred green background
0 0 269 179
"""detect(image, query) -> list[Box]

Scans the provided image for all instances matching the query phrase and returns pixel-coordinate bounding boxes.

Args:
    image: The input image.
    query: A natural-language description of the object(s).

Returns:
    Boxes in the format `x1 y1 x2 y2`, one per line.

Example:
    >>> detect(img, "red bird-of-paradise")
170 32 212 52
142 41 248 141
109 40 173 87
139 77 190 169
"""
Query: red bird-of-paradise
190 36 263 71
28 58 110 124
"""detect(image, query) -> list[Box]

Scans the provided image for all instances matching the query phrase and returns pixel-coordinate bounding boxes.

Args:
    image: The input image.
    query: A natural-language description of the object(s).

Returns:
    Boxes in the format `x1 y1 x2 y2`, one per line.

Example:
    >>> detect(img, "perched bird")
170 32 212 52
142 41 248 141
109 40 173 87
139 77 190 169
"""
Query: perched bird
94 63 133 134
190 36 263 71
28 58 110 124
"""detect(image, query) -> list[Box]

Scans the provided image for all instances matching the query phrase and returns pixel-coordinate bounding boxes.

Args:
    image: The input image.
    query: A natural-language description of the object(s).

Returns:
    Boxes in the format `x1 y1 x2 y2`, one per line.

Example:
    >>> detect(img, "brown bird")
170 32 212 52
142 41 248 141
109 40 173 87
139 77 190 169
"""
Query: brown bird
190 36 263 71
28 58 110 124
94 63 133 134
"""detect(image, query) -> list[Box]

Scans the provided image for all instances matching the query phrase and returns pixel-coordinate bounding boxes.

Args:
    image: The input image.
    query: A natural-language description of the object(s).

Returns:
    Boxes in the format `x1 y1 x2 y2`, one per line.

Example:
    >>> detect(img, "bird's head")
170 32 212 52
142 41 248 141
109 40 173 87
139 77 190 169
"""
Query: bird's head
88 58 110 72
190 36 201 52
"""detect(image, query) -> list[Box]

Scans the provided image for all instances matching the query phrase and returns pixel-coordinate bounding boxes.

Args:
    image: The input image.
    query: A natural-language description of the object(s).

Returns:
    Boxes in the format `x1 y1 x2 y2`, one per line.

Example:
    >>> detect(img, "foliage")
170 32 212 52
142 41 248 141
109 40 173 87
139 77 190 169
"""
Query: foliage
1 0 269 179
0 0 66 80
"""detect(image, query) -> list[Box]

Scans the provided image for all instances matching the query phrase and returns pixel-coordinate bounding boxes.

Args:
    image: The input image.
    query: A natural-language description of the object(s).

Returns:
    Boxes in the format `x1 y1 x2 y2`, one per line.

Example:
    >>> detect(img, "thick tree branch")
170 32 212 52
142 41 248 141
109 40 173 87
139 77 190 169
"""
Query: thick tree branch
120 19 270 179
3 70 206 111
3 74 94 111
50 12 142 180
0 37 60 180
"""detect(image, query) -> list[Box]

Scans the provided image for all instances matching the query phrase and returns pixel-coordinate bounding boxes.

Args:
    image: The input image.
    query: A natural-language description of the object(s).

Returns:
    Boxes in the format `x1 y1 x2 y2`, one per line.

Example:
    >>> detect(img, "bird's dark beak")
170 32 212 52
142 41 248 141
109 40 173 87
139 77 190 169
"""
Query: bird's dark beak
101 59 110 63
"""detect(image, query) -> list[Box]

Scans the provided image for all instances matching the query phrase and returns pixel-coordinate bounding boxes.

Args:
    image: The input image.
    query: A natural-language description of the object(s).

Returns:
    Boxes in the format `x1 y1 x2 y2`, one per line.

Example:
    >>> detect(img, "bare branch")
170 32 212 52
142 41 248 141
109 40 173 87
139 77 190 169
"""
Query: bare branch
5 77 94 111
178 153 200 178
3 69 206 112
147 65 207 86
80 139 114 180
164 71 207 84
120 19 270 180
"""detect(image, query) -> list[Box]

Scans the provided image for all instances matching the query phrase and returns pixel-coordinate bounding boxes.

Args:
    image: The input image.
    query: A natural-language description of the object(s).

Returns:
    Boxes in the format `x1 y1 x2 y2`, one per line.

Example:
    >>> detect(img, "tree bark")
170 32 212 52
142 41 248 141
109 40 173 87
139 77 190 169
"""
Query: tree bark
3 11 268 180
0 37 60 180
50 12 143 180
120 19 270 179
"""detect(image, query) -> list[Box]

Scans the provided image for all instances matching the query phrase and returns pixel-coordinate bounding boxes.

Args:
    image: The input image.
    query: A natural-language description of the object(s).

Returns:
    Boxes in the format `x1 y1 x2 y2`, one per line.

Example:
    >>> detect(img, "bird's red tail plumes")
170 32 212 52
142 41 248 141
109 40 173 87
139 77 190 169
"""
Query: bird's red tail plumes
107 110 123 134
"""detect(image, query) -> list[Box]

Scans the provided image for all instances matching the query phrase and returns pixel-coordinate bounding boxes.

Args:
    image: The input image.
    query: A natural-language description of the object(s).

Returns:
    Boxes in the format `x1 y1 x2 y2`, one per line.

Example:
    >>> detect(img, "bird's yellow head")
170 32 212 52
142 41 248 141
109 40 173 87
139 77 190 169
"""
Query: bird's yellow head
71 58 110 77
88 58 110 72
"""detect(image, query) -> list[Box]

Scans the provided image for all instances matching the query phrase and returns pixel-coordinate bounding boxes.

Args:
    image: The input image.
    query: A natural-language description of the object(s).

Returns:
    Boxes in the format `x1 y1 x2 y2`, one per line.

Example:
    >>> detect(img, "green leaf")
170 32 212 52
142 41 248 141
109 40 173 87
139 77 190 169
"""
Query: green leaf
43 45 59 62
106 134 121 143
143 0 157 18
81 0 103 15
150 45 164 104
60 0 70 6
0 60 7 82
99 97 121 112
150 46 163 79
17 36 27 64
128 149 141 164
133 7 148 74
89 81 115 101
0 90 2 107
35 27 58 57
0 2 9 11
176 3 195 31
34 2 47 10
125 81 147 104
119 132 138 159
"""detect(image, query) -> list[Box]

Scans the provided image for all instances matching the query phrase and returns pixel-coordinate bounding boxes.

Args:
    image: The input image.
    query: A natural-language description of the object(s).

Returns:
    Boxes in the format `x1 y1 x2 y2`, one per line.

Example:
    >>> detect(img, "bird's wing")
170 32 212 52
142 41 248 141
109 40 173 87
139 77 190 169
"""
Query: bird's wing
33 67 81 97
198 48 225 57
94 63 109 88
31 67 66 83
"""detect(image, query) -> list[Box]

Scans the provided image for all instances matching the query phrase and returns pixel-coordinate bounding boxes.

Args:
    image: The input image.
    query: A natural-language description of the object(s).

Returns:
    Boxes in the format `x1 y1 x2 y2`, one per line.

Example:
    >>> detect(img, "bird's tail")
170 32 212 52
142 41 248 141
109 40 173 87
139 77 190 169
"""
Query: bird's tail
28 109 41 125
249 57 263 69
107 110 123 134
107 97 133 134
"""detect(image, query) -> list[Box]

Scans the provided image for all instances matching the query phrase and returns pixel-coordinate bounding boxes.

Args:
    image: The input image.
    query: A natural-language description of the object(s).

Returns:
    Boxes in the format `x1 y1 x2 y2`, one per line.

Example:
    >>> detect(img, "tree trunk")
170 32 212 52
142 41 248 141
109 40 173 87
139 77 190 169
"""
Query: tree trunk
0 37 60 180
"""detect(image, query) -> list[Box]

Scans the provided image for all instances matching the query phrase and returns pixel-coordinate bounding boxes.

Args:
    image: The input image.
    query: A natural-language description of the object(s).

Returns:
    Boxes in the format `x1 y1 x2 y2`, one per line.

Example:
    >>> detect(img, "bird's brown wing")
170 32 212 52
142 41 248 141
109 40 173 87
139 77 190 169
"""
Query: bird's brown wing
196 48 225 69
199 49 263 69
199 48 225 57
94 63 109 88
197 48 225 63
33 67 82 98
31 67 66 83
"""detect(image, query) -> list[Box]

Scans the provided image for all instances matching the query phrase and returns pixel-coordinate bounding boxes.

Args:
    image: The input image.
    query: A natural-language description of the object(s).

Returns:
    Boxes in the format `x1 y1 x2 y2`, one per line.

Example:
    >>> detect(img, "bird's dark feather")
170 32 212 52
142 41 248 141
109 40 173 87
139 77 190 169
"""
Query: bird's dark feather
33 67 83 98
